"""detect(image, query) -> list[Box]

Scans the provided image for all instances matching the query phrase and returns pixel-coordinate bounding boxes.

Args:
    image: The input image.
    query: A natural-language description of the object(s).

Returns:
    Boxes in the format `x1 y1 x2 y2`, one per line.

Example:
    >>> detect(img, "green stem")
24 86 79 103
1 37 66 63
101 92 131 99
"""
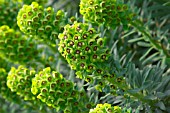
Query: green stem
111 80 157 107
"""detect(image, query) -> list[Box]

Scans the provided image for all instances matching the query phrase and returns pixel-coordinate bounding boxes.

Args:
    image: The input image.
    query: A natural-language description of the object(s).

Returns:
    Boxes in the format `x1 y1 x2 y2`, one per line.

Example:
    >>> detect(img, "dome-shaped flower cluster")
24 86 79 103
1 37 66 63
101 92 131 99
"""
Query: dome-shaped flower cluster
80 0 135 29
0 68 21 103
89 103 132 113
58 22 110 80
31 67 91 112
17 2 66 45
58 22 126 93
7 66 36 101
0 25 39 63
0 0 21 28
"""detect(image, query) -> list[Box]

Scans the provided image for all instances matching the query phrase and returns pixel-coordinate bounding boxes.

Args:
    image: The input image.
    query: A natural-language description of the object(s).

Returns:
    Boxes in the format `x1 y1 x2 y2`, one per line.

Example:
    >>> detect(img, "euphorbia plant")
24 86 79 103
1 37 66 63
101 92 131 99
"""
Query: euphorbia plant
0 0 170 113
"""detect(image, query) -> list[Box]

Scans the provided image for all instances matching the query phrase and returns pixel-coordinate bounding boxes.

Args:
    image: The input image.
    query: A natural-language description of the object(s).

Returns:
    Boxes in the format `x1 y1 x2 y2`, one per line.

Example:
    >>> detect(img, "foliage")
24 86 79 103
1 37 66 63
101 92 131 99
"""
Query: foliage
0 0 170 113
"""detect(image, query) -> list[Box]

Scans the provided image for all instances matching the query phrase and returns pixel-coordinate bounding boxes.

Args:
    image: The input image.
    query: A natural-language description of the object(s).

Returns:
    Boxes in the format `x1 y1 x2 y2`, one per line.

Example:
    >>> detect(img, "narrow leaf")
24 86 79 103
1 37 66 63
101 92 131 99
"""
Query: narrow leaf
140 47 153 61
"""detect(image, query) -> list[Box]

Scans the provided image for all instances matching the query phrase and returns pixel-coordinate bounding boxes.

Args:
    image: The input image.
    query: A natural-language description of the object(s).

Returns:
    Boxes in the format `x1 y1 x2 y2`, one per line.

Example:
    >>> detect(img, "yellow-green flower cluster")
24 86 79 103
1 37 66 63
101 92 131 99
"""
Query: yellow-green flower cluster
17 2 66 45
80 0 135 29
89 103 132 113
0 25 39 63
58 22 110 81
0 0 21 28
7 66 36 101
0 68 21 103
31 67 91 112
57 22 126 92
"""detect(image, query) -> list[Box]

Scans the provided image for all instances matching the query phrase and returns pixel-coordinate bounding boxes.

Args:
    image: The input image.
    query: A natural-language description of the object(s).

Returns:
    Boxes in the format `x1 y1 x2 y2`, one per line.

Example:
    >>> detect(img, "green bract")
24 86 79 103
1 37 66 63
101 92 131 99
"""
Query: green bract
0 68 21 103
80 0 135 29
7 65 36 101
17 2 66 45
89 103 132 113
31 67 91 112
0 0 21 28
58 22 110 81
0 25 39 63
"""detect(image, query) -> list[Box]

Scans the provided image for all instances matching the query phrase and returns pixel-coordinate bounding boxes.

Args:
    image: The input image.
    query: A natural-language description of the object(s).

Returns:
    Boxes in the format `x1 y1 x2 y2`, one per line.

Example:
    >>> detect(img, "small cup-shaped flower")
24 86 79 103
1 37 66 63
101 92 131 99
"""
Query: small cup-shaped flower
95 80 106 92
